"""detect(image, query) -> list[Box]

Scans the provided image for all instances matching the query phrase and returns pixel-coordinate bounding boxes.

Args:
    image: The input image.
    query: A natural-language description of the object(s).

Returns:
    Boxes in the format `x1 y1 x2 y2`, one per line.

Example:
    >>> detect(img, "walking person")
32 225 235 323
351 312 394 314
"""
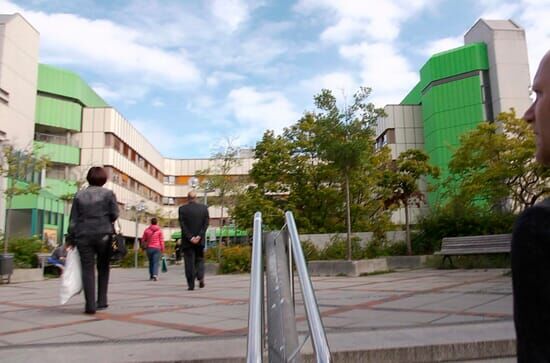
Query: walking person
67 167 119 314
512 49 550 362
178 190 209 290
142 217 165 281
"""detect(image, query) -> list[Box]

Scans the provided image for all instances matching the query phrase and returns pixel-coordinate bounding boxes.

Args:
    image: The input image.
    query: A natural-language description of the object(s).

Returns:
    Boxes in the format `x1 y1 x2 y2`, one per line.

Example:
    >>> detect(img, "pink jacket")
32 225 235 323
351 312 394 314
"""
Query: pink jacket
141 225 164 251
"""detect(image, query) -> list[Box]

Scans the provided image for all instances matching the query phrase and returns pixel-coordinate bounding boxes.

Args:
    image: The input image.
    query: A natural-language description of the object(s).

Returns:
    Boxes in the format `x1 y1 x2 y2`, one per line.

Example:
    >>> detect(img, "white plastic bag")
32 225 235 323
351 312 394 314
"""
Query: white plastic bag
60 247 83 305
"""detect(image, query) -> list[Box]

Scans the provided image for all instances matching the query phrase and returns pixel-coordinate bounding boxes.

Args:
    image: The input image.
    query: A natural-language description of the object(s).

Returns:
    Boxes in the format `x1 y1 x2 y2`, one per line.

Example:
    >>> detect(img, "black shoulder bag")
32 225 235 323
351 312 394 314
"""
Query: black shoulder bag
110 220 127 262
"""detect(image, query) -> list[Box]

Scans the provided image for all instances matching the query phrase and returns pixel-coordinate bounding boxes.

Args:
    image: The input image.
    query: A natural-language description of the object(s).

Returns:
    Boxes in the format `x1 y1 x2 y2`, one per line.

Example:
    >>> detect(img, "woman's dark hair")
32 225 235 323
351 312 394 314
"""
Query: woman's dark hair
151 217 158 225
86 167 108 186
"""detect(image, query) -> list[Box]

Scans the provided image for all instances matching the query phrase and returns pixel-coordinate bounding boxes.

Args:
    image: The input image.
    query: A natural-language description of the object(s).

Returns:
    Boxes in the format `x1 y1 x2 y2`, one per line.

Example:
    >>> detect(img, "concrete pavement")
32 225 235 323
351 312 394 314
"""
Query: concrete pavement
0 267 515 362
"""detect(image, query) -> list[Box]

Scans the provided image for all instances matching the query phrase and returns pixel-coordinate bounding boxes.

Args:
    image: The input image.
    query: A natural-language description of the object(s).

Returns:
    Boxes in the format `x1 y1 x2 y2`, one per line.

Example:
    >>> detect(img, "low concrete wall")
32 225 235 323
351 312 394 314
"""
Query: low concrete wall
10 268 44 283
300 231 408 249
308 256 427 277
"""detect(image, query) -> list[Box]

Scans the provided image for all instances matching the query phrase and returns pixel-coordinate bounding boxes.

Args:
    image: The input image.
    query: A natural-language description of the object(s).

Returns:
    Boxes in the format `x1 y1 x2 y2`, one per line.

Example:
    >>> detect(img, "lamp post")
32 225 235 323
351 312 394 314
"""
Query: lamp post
126 200 146 269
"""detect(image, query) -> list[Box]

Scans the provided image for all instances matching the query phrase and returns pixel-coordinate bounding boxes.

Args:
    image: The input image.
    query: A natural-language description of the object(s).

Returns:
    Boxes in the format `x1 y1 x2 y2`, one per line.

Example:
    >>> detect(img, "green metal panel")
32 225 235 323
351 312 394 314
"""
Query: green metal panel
418 43 489 92
45 178 78 198
422 75 486 204
401 82 422 105
34 141 80 165
35 95 82 131
38 64 109 107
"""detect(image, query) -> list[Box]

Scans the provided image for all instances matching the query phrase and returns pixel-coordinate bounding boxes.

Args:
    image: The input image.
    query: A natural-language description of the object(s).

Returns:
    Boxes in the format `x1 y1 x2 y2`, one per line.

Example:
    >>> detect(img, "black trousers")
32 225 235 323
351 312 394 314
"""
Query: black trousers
182 245 204 289
77 234 111 312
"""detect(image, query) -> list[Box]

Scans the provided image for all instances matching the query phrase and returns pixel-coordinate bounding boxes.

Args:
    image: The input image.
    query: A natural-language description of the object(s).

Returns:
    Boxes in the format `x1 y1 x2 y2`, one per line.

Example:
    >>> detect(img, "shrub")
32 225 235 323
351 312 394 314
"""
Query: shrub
412 205 517 254
118 249 147 268
319 235 364 260
219 245 251 273
8 236 44 268
300 239 320 261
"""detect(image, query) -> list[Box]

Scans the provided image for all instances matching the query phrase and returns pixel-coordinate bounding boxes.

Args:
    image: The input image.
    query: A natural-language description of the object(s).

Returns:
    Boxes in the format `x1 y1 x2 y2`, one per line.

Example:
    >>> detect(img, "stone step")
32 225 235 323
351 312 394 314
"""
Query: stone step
0 321 515 363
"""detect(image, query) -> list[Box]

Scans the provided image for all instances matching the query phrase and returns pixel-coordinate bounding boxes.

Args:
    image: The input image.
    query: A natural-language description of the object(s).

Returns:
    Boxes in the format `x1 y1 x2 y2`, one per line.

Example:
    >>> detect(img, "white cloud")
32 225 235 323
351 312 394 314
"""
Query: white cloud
340 42 418 106
295 0 432 43
206 71 246 87
300 72 359 105
423 36 463 56
1 1 200 88
91 82 148 105
226 87 300 138
152 98 165 108
210 0 250 32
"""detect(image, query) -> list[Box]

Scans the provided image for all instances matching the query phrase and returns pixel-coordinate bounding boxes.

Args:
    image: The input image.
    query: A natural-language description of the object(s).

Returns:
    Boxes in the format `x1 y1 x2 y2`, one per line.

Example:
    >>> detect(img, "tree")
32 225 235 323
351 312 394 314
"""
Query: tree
313 88 385 260
196 139 248 237
445 110 550 211
1 144 49 254
381 149 439 255
234 88 393 260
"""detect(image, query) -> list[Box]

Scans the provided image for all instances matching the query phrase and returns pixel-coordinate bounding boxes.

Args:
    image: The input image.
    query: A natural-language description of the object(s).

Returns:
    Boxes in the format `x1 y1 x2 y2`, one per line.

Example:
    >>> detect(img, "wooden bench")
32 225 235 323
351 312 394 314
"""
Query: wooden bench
435 234 512 267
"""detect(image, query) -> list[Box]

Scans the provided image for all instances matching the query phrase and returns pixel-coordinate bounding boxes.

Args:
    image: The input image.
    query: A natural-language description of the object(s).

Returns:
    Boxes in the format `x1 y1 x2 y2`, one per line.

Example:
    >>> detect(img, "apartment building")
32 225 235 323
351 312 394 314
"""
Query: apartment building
375 19 531 223
0 13 253 244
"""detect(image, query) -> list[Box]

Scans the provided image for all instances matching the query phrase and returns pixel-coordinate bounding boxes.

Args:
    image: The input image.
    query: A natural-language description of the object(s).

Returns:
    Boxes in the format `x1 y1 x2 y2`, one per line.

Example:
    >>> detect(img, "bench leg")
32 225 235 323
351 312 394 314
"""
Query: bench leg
441 255 454 268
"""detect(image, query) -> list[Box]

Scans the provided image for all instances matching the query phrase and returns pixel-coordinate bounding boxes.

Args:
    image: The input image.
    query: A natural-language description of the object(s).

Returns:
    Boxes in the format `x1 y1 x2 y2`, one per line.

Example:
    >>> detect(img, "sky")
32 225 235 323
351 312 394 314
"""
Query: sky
1 0 549 158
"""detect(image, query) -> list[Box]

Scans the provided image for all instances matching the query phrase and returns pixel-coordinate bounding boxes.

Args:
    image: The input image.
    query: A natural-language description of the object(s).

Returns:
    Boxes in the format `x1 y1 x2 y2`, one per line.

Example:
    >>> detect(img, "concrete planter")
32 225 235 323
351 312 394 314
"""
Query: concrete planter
308 256 428 277
10 268 44 283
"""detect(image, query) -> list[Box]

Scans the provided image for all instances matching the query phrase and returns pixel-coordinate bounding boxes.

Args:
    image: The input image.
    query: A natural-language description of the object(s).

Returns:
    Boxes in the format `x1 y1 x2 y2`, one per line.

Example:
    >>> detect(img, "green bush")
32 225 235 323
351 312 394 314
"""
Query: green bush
118 249 147 268
8 236 44 268
301 239 320 261
219 245 251 273
412 205 517 254
319 235 365 260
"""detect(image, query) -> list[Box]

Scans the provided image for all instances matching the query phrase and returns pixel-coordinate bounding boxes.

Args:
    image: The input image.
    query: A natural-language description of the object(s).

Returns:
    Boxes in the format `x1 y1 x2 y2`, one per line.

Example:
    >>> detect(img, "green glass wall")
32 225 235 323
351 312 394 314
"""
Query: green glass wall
400 43 490 205
34 141 80 165
37 64 108 107
35 95 82 131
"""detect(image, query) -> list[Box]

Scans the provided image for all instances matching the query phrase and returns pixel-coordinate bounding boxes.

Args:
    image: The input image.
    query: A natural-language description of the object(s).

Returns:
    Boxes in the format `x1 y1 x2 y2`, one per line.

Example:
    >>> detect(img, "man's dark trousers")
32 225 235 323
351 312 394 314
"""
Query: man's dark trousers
183 244 204 289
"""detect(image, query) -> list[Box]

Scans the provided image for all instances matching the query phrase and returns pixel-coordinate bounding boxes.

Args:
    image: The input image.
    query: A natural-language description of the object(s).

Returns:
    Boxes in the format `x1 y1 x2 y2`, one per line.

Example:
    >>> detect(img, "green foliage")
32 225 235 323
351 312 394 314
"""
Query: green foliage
412 205 517 254
300 240 320 261
444 110 550 210
381 149 439 255
319 235 365 260
118 249 147 268
8 236 44 268
218 245 251 274
234 88 392 242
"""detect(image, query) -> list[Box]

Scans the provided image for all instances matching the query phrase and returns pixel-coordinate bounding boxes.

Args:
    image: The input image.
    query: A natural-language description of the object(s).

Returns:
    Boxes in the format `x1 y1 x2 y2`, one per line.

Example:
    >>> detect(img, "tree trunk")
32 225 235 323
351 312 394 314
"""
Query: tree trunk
345 173 352 261
405 202 412 256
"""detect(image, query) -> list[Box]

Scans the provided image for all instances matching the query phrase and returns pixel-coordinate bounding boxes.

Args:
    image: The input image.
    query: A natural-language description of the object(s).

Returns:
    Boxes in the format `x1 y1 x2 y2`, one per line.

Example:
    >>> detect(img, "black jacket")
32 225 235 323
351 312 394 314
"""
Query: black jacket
512 198 550 362
178 201 209 249
68 186 119 241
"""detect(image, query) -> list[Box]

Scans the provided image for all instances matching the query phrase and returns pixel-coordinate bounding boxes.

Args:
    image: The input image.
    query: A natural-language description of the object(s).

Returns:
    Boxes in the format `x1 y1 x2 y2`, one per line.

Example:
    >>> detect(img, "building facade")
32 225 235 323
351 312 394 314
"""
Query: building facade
0 13 253 244
376 19 531 223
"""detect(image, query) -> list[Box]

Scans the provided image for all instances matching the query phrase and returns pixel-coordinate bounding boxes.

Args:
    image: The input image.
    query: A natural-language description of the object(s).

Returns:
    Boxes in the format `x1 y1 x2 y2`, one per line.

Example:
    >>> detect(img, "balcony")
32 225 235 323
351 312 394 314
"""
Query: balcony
34 140 80 165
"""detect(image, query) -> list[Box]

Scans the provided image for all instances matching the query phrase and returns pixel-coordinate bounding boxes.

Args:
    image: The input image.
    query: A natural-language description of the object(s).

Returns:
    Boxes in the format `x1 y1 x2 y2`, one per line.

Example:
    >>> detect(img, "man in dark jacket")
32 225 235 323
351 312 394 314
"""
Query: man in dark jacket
178 190 209 290
512 49 550 362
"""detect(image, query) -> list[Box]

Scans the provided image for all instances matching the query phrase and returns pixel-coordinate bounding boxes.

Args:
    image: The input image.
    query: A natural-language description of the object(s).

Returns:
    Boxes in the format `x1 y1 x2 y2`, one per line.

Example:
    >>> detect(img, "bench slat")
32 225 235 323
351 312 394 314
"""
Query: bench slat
437 233 512 256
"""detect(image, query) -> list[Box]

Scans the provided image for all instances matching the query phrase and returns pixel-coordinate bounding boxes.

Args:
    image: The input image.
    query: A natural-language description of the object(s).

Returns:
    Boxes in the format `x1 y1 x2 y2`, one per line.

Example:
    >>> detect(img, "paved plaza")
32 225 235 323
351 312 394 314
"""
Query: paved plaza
0 267 515 362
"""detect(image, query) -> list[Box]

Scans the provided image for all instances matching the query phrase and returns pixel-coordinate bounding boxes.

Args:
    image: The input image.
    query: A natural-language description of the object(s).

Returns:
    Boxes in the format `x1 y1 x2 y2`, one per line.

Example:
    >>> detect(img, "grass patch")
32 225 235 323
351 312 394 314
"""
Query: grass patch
426 254 510 269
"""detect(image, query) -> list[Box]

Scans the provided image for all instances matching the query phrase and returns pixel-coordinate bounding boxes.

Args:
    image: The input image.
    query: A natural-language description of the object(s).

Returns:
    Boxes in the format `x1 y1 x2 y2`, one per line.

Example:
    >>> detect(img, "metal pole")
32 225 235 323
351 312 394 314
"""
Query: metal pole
134 211 139 269
246 212 263 363
285 211 331 363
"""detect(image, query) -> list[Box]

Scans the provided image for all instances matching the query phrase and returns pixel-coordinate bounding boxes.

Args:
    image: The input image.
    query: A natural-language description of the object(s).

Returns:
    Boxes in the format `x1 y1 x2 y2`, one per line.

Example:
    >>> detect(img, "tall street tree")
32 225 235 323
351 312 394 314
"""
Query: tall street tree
313 87 385 260
381 149 439 255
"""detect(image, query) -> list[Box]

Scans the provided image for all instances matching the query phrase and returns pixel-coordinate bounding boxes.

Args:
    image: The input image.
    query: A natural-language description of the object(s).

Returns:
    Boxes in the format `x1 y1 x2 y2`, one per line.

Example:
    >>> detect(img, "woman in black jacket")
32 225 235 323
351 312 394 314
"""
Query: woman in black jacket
68 167 119 314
